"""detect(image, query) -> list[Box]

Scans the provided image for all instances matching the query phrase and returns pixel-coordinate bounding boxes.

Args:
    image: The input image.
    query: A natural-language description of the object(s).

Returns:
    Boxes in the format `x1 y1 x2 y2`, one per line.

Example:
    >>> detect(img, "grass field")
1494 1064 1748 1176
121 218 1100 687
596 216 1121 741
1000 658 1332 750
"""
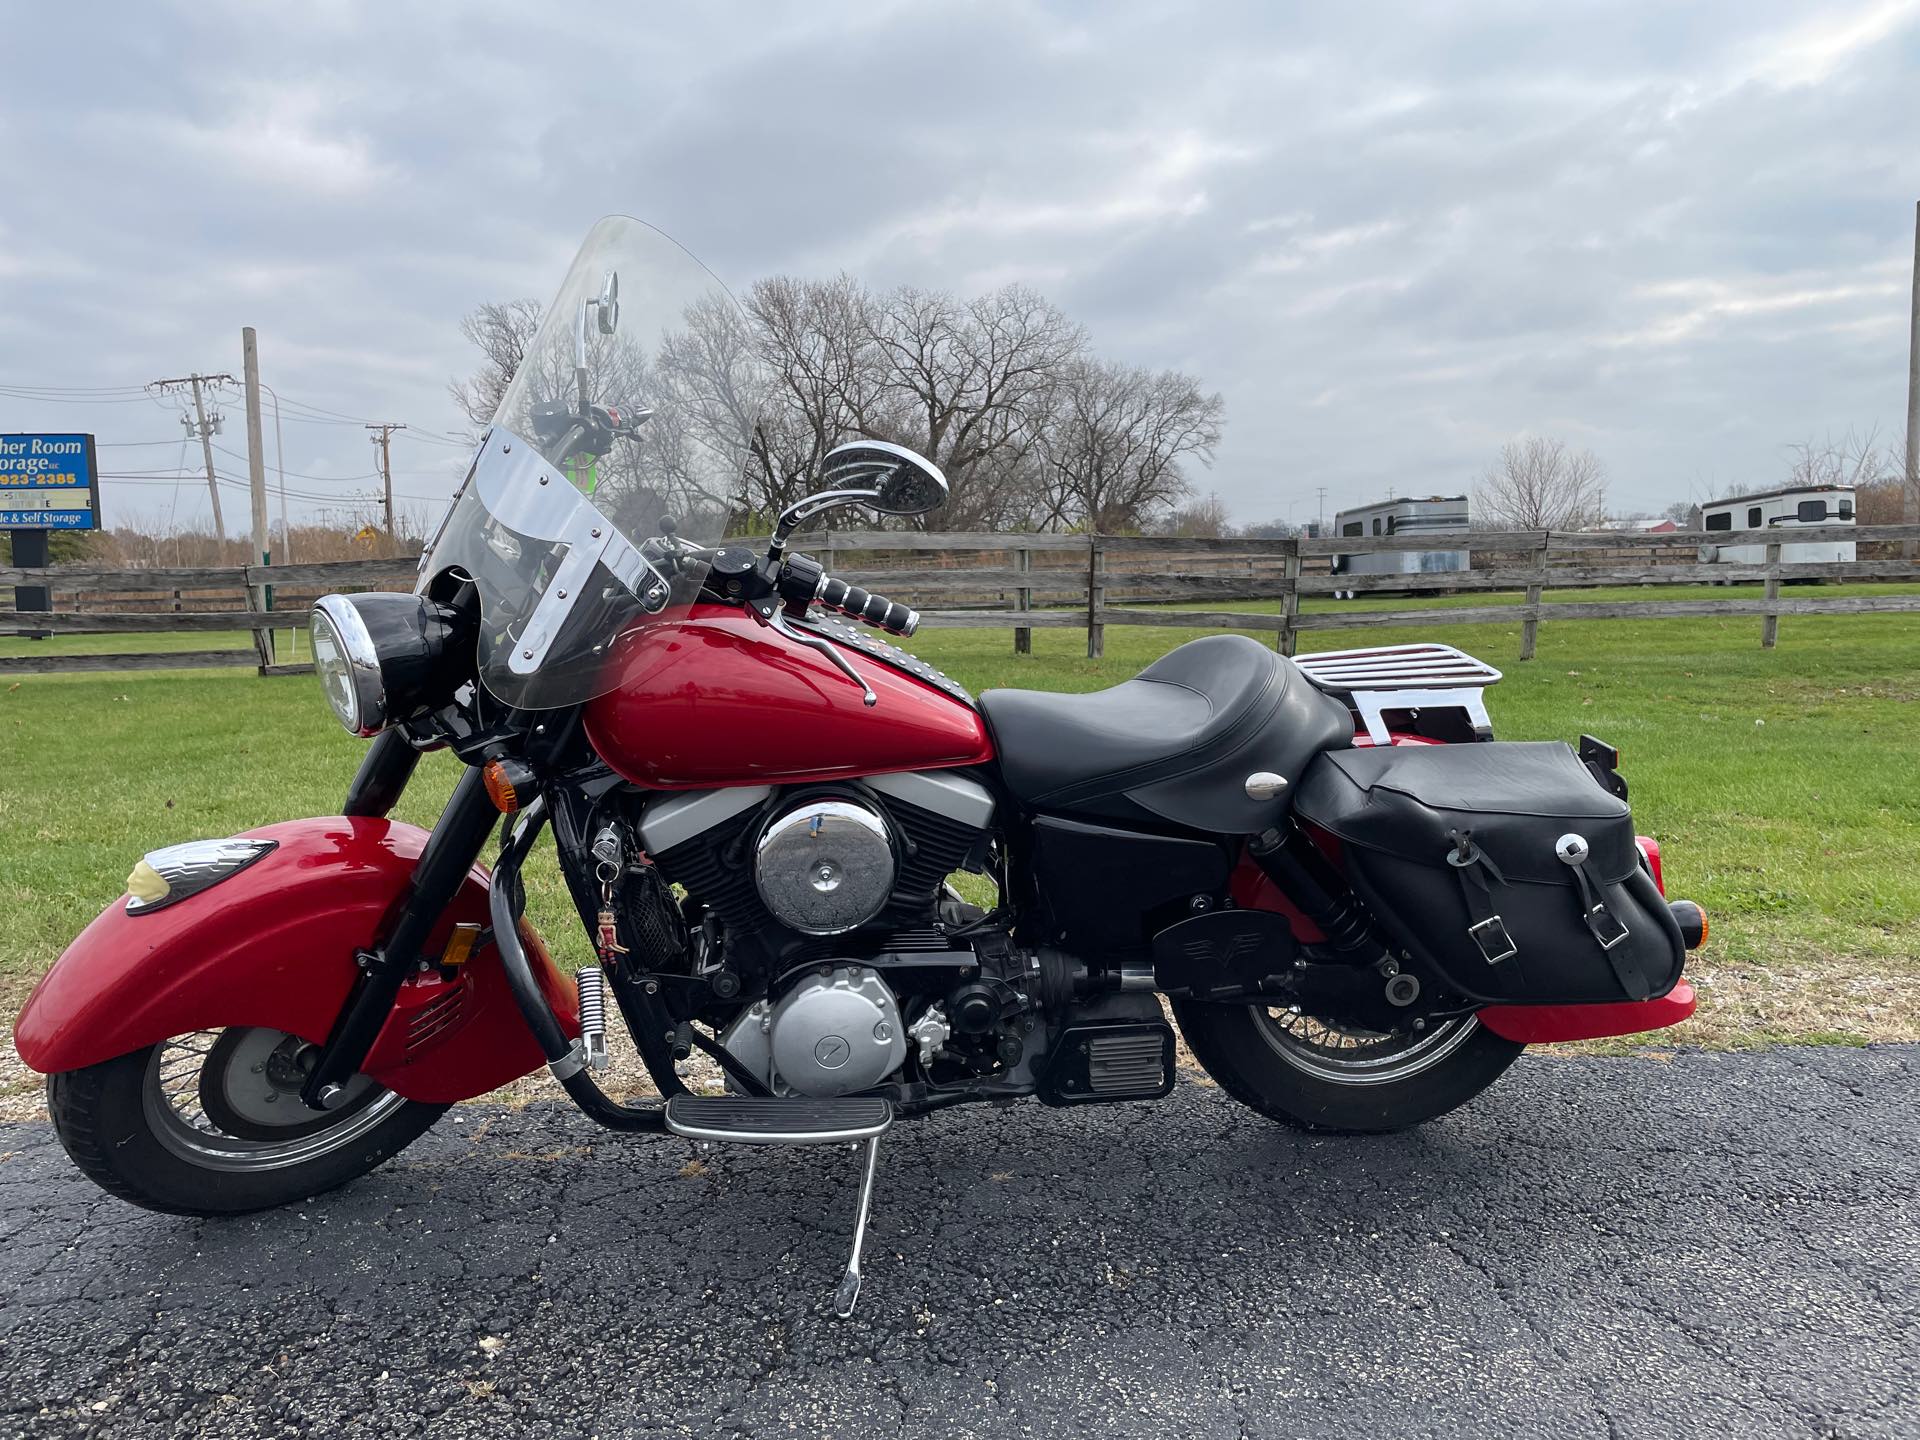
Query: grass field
4 584 1917 1093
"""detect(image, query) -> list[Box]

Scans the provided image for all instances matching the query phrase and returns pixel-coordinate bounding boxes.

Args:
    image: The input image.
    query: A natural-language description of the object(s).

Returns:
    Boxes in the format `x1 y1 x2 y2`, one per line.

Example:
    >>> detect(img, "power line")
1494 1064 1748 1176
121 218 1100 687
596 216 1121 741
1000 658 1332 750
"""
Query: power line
0 389 163 406
209 440 383 485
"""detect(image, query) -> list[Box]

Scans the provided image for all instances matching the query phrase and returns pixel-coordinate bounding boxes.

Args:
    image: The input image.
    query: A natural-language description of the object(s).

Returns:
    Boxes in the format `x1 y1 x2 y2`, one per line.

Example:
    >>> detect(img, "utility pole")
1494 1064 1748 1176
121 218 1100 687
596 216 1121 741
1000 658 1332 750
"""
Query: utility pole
1905 199 1918 561
150 372 235 543
1315 485 1328 535
366 423 405 537
241 331 269 569
242 329 272 668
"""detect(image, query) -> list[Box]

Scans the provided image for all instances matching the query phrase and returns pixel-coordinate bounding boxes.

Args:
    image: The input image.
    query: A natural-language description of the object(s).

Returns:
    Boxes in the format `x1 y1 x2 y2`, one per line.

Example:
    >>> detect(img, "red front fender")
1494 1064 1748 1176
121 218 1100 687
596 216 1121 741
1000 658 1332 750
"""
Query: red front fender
11 816 577 1104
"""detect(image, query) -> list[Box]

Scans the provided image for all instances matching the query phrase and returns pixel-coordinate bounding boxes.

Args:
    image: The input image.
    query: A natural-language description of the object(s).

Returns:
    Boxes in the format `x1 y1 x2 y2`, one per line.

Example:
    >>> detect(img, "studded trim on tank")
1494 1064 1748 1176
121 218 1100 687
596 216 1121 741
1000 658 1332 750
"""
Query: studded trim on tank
796 614 976 707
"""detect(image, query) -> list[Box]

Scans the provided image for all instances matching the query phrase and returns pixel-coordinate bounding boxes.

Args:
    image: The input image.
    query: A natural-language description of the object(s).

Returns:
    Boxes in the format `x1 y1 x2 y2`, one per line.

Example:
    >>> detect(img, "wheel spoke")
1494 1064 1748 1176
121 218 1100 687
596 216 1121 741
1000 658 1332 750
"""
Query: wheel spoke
1253 1007 1481 1087
141 1027 406 1172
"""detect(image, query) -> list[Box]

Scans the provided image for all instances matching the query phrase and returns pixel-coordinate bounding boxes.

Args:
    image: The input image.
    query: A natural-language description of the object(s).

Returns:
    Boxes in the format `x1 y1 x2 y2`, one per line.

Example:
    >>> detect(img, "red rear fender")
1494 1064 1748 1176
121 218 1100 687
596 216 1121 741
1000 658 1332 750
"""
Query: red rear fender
11 816 575 1104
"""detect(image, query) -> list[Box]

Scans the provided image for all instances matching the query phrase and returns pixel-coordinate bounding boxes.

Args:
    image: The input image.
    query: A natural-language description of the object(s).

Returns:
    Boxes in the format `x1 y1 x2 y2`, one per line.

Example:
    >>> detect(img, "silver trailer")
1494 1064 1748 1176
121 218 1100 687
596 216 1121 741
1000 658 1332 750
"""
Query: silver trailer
1331 495 1470 596
1701 486 1855 566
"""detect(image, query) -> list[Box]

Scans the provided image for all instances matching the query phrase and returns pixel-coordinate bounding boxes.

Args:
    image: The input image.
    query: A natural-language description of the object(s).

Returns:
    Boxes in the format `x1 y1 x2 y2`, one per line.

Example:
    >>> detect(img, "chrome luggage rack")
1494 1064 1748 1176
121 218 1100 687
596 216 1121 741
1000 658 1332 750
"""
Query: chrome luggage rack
1295 643 1502 744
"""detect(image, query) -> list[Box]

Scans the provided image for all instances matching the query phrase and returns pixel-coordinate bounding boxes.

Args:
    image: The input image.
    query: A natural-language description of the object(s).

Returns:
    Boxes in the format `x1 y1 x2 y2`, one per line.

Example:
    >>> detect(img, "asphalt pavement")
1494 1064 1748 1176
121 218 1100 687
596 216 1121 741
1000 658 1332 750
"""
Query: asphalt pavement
1 1046 1915 1439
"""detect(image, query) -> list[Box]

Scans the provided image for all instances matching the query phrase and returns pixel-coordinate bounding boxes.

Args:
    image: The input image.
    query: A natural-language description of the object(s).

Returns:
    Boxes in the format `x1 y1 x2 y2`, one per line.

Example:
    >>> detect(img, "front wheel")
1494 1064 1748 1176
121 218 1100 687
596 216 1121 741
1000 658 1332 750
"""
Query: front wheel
1172 1001 1523 1133
47 1028 448 1215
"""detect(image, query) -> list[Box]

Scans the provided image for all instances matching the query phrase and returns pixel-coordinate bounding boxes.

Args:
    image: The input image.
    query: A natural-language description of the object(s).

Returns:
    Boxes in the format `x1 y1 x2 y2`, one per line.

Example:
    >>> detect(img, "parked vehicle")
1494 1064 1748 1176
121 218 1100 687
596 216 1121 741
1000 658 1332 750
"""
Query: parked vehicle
1701 485 1856 566
13 219 1707 1316
1330 495 1470 598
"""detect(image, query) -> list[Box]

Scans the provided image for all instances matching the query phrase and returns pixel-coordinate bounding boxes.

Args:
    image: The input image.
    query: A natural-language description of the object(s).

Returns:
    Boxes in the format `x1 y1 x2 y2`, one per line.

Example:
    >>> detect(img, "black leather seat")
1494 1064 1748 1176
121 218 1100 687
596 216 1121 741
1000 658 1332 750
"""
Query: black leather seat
979 634 1353 833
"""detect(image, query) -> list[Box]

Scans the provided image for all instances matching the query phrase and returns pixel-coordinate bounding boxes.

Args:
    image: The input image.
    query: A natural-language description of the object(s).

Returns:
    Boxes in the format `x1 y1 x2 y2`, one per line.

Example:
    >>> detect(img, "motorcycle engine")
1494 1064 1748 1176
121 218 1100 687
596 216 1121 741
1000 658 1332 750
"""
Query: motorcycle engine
720 965 907 1096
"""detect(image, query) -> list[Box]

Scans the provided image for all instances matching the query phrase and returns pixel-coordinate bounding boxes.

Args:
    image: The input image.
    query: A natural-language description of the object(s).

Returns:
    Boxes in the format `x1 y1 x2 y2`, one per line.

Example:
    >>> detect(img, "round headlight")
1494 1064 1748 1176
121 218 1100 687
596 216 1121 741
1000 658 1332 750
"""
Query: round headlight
310 597 386 736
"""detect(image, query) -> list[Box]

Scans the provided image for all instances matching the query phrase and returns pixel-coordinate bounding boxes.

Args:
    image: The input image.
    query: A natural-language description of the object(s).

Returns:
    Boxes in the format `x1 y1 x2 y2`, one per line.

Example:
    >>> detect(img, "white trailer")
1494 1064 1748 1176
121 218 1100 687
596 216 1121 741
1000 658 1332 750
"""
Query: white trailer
1700 486 1855 566
1330 495 1469 597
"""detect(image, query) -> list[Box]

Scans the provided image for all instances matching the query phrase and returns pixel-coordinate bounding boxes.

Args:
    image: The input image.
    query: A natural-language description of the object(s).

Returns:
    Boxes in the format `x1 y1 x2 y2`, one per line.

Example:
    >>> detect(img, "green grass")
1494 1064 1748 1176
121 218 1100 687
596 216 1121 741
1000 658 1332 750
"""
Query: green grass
4 588 1918 1050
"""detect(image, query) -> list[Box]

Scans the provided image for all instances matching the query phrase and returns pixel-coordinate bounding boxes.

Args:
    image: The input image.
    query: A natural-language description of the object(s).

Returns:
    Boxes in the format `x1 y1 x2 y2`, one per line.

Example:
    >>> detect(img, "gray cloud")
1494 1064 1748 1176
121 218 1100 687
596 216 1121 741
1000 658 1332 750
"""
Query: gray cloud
1 0 1915 532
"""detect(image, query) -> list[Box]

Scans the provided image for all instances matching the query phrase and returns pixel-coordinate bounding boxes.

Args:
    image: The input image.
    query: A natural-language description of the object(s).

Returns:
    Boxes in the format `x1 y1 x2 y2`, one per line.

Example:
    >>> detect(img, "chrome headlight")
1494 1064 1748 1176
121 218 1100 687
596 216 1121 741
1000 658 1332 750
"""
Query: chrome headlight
310 593 472 737
126 838 277 914
312 595 386 735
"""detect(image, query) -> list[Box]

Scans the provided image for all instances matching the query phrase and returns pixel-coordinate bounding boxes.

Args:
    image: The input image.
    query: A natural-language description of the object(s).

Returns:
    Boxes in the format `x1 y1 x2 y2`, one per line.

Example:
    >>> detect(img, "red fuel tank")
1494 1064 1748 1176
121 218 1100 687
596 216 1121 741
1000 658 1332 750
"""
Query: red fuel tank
583 604 994 789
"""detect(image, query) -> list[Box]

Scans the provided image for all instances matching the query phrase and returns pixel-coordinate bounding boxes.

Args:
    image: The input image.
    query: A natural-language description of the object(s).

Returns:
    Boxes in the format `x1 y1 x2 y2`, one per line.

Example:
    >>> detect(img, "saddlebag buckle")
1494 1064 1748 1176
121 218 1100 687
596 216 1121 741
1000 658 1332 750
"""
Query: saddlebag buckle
1584 902 1631 951
1467 914 1519 965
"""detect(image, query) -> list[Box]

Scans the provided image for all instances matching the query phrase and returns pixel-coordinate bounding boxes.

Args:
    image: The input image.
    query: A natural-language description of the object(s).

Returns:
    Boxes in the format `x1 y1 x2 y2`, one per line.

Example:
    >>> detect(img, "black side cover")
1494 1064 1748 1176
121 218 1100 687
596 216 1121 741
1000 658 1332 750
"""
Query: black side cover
1292 741 1685 1005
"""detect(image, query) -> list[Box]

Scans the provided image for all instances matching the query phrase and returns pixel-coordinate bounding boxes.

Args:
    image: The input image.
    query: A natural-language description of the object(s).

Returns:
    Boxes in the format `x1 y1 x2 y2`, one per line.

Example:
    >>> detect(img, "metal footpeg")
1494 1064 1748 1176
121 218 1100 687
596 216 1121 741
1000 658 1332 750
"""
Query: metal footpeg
664 1095 891 1319
663 1094 892 1145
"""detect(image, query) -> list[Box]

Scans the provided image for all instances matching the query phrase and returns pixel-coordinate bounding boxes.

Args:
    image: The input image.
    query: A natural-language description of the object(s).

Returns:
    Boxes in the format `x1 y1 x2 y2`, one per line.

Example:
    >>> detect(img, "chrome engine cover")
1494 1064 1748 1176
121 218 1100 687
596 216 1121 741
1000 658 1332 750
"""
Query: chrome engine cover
754 800 896 936
721 965 908 1097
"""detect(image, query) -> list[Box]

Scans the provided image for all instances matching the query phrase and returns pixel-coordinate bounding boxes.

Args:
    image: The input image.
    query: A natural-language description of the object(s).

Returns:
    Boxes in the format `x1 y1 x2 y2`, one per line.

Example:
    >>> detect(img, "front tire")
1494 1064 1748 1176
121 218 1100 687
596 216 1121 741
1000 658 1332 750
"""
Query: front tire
47 1028 448 1215
1173 1002 1523 1133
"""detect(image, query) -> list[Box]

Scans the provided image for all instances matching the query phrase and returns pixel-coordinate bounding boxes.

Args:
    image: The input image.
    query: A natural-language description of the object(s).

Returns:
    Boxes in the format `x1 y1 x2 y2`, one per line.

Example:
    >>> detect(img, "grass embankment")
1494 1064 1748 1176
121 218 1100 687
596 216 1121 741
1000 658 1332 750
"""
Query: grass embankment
3 586 1917 1093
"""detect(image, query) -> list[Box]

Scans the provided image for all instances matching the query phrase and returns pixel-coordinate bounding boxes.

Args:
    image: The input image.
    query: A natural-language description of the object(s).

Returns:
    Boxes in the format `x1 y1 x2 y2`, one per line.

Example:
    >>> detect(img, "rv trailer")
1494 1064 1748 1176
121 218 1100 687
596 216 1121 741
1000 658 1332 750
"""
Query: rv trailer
1700 486 1855 566
1330 495 1470 597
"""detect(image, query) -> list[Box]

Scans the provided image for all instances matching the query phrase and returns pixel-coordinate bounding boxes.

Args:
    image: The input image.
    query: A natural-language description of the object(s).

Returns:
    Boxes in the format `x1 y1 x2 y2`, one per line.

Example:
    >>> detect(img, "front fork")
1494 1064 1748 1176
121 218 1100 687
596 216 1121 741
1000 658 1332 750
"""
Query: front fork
298 735 498 1109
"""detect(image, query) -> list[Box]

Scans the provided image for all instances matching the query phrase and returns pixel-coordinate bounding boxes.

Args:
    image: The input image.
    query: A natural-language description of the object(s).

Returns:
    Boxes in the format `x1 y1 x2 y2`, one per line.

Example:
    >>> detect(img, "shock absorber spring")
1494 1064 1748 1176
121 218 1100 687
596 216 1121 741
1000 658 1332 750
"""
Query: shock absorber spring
575 965 610 1072
1249 825 1383 956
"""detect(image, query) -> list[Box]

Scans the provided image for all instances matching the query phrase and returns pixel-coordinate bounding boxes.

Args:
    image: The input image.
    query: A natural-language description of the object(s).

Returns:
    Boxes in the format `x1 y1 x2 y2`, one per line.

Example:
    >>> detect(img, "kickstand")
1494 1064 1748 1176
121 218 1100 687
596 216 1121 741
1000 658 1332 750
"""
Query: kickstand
833 1133 883 1318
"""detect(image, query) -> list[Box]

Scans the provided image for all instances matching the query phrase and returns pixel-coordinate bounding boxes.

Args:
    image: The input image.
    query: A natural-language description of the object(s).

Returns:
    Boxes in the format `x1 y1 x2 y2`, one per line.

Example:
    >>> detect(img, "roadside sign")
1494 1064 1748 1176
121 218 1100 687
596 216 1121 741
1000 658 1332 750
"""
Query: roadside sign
1 433 101 530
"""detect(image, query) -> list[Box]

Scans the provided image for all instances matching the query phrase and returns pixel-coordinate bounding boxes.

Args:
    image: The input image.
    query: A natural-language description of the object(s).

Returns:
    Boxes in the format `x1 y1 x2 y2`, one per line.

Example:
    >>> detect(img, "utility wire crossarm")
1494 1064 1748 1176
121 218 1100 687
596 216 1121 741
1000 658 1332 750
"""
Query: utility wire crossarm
148 373 236 543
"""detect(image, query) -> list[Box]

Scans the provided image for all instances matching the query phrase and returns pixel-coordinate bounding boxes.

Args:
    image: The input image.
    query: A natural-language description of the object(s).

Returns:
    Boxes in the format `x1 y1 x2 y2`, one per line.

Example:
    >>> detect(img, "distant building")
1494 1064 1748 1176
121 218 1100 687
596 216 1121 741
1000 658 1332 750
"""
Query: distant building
1330 495 1470 596
1700 486 1855 566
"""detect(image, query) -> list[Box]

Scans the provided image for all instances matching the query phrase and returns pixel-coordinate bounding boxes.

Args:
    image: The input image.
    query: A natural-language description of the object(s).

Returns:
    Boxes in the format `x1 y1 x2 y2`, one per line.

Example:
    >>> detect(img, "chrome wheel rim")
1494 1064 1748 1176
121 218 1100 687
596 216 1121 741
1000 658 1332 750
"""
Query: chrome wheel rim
142 1029 407 1171
1252 1009 1481 1086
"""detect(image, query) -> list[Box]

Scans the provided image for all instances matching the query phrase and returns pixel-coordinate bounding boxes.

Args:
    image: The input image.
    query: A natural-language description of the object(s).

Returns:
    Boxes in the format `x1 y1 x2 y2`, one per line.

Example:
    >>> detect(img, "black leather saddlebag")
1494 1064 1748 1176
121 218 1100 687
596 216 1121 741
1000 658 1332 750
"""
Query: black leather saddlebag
1291 741 1684 1005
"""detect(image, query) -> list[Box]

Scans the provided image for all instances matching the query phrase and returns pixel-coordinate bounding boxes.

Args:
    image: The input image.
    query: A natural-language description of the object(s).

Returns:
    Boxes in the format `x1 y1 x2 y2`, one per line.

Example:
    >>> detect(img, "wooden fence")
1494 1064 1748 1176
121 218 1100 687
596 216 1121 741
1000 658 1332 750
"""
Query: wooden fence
3 524 1918 676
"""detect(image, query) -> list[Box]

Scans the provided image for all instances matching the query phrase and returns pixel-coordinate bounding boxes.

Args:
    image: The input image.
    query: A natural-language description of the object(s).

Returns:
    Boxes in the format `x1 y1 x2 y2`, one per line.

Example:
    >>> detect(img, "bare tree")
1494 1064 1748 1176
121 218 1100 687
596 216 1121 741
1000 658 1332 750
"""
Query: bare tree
1150 491 1236 537
1782 425 1890 491
1239 516 1300 539
1474 437 1608 531
449 299 544 429
862 284 1085 529
1038 361 1224 533
452 273 1221 537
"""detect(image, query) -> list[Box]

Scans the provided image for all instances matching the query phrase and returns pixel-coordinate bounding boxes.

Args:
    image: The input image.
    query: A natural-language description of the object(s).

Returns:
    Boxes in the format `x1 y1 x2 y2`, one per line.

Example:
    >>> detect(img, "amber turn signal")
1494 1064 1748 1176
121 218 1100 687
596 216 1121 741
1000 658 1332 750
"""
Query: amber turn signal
483 757 536 813
440 921 485 967
1669 900 1707 950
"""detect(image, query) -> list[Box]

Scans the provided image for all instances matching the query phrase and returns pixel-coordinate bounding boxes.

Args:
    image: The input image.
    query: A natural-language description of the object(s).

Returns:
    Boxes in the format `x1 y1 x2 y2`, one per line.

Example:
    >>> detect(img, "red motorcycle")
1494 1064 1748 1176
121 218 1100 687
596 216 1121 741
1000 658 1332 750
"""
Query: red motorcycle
14 219 1705 1316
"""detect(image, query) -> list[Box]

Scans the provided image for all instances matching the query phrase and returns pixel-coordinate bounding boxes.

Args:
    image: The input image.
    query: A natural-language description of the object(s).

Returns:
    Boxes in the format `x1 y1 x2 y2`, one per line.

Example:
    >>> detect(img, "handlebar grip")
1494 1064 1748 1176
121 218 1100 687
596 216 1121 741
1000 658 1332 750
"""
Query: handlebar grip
813 574 918 637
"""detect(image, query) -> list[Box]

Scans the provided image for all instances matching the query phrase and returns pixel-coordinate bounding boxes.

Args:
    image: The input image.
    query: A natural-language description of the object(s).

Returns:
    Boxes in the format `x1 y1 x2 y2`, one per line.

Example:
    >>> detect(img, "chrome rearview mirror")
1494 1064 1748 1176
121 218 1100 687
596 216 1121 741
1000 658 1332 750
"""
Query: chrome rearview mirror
769 440 949 554
819 441 948 515
594 270 620 336
573 270 620 412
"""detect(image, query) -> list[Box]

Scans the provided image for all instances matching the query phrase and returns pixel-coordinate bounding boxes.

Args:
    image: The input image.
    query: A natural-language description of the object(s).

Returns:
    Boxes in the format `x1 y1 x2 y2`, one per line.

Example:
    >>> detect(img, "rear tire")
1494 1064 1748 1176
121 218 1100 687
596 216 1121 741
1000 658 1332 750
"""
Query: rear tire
1173 1001 1523 1134
47 1029 448 1216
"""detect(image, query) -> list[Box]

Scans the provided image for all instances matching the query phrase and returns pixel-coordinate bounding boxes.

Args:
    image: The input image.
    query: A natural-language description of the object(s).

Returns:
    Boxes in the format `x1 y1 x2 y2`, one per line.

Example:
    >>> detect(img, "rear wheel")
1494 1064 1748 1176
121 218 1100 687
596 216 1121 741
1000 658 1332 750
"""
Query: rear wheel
47 1028 448 1215
1172 1001 1523 1133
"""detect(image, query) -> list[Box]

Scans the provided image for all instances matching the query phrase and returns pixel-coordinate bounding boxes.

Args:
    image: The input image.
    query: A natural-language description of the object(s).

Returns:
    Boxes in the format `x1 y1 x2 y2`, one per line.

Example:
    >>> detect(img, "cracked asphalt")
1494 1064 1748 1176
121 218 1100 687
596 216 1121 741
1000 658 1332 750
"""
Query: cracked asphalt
1 1046 1915 1439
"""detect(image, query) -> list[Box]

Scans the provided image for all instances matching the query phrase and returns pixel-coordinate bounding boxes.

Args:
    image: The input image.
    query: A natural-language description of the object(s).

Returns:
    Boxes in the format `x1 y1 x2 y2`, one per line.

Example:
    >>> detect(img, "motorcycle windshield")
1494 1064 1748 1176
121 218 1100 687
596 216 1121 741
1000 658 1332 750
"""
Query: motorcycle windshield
420 216 758 710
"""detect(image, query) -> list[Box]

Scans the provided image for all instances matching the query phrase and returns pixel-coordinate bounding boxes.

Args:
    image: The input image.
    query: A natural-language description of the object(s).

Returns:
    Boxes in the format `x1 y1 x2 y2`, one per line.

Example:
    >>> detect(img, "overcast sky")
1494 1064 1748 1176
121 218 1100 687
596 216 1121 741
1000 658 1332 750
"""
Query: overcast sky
2 0 1916 536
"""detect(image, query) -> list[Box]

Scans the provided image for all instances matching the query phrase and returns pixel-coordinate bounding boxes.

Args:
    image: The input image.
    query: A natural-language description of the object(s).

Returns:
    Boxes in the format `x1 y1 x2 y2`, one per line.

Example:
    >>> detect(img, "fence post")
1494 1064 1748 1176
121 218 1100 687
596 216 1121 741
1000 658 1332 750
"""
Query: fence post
238 568 272 675
1518 534 1548 661
1013 544 1032 655
1086 536 1105 660
241 564 273 674
1761 540 1782 649
1279 542 1301 656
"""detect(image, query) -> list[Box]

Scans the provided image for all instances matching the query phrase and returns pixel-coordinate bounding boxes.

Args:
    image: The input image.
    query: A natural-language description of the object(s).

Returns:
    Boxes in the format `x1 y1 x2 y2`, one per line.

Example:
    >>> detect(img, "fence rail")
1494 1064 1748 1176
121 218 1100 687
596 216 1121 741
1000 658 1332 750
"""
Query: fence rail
5 524 1918 676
